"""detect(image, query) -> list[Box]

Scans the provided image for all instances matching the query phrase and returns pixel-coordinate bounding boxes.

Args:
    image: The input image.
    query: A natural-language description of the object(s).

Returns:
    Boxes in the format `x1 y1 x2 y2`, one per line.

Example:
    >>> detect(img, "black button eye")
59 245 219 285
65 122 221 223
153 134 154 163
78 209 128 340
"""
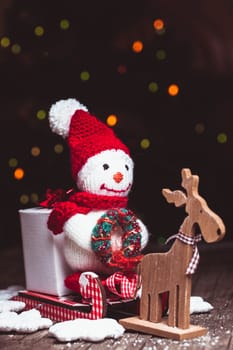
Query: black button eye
125 164 129 171
103 164 109 170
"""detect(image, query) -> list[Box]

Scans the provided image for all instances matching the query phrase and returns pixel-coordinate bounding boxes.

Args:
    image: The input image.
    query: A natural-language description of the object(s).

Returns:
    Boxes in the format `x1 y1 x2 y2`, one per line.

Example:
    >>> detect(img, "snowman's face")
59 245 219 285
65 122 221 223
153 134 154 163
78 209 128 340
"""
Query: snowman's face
76 149 134 197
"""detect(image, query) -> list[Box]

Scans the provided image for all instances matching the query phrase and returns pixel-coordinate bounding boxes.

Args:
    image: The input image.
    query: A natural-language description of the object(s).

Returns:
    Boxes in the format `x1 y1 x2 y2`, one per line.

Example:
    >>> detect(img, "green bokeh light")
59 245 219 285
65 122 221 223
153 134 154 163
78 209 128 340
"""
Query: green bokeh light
217 133 227 144
36 109 46 120
60 19 70 30
80 71 90 81
8 158 18 168
155 49 167 60
148 82 159 93
34 26 44 36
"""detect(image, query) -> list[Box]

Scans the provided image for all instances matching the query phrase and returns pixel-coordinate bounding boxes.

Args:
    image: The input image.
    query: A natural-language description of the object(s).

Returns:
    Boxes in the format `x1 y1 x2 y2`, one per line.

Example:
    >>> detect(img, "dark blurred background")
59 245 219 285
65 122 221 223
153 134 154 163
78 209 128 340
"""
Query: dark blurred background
1 0 232 249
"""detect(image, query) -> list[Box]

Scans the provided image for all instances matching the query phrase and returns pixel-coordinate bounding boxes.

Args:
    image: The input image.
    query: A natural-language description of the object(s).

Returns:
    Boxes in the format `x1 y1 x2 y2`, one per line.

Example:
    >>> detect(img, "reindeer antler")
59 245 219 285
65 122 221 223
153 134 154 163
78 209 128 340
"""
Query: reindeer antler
181 168 199 196
162 189 187 207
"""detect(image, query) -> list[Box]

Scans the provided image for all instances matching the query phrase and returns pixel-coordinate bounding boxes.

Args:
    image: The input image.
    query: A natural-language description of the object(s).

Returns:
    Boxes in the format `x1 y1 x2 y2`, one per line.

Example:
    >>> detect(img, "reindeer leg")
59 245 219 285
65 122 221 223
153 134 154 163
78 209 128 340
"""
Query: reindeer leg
140 290 150 321
177 280 191 329
167 286 178 327
150 292 163 323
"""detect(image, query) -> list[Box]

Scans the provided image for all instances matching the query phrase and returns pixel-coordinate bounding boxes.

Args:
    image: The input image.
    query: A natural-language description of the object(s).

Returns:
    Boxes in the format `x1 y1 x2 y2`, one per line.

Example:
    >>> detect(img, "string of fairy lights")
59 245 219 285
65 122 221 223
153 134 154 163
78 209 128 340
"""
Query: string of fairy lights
1 16 227 208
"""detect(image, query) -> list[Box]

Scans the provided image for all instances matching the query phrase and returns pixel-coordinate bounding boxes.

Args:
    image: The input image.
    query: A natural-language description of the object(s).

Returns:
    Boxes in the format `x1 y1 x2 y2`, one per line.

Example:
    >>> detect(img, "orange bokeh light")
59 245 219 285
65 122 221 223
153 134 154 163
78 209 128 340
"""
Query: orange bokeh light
168 84 179 96
14 167 25 180
132 40 143 53
106 114 118 127
153 19 164 31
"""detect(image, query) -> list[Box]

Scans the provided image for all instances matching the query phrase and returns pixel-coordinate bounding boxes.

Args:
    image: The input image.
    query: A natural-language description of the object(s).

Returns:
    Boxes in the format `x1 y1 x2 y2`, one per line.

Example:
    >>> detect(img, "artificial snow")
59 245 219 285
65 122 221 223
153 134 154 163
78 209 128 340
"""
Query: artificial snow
0 285 24 301
0 309 52 333
190 296 213 314
0 300 25 313
49 318 125 342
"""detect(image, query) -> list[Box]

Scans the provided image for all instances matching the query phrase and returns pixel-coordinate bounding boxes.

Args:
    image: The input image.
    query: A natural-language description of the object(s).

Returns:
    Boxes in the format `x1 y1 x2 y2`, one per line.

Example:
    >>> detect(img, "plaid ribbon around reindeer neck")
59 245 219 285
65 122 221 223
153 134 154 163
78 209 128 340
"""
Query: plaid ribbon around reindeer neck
166 231 202 275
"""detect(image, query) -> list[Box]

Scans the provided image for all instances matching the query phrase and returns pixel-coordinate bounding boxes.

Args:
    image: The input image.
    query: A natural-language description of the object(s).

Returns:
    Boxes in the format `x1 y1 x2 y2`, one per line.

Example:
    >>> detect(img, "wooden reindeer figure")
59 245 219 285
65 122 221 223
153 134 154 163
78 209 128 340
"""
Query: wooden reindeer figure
120 168 226 340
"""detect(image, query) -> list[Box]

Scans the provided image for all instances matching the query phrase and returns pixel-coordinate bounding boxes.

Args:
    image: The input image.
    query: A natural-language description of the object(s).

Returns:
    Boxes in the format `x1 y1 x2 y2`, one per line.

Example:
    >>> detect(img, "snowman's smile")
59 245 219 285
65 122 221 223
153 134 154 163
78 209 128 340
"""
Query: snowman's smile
100 183 131 193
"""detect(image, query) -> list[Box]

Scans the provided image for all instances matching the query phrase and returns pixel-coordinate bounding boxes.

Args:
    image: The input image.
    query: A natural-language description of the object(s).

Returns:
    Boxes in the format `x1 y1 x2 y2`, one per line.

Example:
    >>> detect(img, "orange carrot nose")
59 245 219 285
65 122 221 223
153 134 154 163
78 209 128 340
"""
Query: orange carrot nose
113 172 123 183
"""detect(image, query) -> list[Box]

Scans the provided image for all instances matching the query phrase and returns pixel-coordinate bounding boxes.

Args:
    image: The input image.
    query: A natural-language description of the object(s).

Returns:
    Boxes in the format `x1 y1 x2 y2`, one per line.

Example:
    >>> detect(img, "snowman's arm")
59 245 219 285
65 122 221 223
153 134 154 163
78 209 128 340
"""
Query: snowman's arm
136 219 150 250
63 213 93 251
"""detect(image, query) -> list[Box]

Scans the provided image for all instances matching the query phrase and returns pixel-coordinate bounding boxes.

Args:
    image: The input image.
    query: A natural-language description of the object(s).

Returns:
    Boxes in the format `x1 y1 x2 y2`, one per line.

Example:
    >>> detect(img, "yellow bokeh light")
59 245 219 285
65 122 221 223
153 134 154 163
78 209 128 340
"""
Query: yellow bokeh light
140 138 150 149
34 26 44 36
148 82 159 93
132 40 143 53
36 109 46 120
31 146 40 157
8 158 18 167
1 36 10 48
11 44 21 54
217 133 227 144
54 143 64 154
80 71 90 81
14 168 25 180
60 19 70 30
153 19 164 31
106 114 118 127
168 84 179 96
20 194 29 205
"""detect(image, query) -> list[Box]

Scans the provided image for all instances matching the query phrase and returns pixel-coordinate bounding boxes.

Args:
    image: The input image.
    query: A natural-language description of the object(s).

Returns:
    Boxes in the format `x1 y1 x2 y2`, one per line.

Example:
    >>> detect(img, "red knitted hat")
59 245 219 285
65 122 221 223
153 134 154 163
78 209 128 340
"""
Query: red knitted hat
49 98 130 179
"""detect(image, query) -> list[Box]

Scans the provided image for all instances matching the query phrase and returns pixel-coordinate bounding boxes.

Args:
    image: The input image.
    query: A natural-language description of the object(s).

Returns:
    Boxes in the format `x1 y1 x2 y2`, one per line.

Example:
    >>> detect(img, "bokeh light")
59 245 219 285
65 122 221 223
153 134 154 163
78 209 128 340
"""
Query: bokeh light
140 138 150 149
153 18 166 35
34 25 44 36
106 114 118 127
14 168 25 180
36 109 46 120
217 132 227 144
19 194 29 205
168 84 179 96
195 122 205 134
31 146 40 157
30 193 39 203
148 82 159 93
54 143 64 154
0 36 10 48
11 44 21 54
153 19 165 31
155 49 167 61
60 19 70 30
80 71 90 81
8 158 18 168
132 40 143 53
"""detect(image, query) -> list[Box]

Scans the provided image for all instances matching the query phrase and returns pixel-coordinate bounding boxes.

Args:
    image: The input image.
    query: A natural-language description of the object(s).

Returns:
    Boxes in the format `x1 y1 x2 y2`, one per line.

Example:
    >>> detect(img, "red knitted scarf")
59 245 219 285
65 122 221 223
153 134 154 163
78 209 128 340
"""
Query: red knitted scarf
68 191 128 212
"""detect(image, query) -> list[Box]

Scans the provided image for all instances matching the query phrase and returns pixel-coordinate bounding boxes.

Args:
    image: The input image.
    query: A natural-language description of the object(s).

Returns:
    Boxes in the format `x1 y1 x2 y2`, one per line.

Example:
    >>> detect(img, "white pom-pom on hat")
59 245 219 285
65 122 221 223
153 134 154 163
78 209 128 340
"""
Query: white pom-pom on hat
49 98 88 138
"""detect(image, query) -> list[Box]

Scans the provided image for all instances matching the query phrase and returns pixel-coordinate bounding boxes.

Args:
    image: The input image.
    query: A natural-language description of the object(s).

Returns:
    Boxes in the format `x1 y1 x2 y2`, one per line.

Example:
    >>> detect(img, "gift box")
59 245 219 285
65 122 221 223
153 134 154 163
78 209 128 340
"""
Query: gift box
19 208 72 296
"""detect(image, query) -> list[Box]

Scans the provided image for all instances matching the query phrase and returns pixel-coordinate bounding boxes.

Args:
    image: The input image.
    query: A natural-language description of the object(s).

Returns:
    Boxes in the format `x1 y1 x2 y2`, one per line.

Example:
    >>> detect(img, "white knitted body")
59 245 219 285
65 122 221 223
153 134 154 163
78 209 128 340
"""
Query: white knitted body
63 210 149 273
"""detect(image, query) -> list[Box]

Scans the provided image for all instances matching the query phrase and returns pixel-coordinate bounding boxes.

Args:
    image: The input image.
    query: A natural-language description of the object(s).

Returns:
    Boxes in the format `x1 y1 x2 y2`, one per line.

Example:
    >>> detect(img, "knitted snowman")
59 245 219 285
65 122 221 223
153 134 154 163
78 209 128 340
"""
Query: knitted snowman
47 98 149 295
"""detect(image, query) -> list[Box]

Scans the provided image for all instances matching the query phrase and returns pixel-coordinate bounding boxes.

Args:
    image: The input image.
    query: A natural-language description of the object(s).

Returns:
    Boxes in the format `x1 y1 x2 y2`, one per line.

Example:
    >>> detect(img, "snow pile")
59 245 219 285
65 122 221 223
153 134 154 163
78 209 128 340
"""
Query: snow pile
0 309 52 333
49 318 125 342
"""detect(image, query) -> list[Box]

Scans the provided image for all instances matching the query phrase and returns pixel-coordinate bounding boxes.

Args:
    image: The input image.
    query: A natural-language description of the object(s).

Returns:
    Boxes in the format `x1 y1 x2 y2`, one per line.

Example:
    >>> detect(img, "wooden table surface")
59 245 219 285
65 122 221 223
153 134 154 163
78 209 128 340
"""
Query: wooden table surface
0 240 233 349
